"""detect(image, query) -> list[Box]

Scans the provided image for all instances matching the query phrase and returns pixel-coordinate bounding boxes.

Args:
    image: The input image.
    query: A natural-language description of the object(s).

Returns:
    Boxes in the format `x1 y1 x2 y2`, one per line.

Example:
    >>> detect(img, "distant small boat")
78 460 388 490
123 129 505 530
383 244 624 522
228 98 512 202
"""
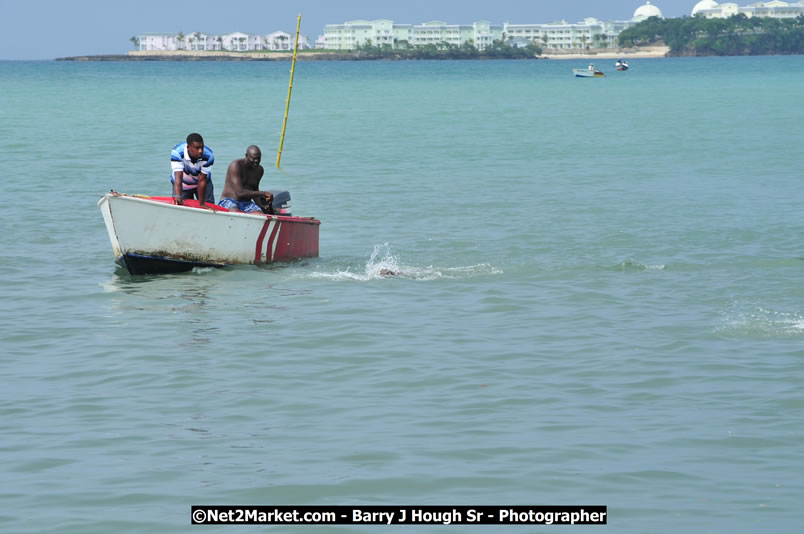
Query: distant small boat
615 59 629 71
573 68 605 78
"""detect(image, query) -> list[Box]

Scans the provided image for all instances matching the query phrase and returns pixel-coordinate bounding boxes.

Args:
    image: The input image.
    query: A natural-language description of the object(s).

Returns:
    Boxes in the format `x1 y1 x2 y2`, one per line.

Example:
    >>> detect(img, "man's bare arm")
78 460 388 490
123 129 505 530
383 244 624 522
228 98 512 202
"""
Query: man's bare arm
172 171 184 205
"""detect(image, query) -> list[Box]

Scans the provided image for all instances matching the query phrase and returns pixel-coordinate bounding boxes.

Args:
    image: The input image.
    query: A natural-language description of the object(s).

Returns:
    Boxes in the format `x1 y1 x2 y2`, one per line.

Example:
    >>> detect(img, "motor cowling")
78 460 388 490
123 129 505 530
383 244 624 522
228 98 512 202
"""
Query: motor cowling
266 190 291 215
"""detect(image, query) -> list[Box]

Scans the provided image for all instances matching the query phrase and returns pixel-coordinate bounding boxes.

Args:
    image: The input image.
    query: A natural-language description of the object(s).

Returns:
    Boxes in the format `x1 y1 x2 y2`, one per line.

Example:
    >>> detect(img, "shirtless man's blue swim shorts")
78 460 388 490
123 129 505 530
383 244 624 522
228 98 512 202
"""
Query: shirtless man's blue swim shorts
218 198 263 213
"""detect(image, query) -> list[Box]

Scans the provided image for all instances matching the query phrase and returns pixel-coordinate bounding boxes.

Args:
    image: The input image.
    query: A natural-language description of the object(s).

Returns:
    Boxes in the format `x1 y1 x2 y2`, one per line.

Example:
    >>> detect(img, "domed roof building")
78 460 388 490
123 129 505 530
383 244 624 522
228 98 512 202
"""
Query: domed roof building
632 1 664 21
691 1 803 19
692 0 720 16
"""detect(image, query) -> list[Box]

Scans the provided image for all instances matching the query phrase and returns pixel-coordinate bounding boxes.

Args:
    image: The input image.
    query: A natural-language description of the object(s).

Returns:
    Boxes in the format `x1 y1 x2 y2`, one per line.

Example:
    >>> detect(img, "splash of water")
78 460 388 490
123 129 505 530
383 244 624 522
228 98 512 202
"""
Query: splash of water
307 243 502 282
718 305 804 336
609 259 666 272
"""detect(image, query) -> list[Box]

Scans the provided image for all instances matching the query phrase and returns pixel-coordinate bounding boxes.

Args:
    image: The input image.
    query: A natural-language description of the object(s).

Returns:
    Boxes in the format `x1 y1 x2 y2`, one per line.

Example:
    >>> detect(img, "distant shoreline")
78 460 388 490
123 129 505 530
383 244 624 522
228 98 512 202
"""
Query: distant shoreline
55 46 670 61
540 46 669 60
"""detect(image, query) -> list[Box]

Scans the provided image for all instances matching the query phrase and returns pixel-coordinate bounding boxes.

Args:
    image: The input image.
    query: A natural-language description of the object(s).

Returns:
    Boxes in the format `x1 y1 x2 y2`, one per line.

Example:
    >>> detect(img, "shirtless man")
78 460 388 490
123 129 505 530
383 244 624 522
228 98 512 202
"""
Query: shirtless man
218 145 273 213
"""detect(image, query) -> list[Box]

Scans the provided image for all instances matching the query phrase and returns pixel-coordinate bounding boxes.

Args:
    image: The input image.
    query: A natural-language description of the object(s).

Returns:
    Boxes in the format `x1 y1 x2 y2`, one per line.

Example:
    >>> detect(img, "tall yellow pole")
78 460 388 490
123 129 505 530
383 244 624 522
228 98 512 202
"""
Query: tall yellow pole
276 14 301 168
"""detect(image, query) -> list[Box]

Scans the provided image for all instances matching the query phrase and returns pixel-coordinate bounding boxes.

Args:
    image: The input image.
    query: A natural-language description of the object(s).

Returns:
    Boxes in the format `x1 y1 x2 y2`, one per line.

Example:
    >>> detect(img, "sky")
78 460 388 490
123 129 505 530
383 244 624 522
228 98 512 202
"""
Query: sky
1 0 699 60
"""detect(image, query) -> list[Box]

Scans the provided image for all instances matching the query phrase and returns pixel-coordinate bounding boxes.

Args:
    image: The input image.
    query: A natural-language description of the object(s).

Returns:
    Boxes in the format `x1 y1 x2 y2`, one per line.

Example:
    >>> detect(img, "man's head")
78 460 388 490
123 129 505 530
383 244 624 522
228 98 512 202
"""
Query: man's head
186 133 205 161
245 145 262 168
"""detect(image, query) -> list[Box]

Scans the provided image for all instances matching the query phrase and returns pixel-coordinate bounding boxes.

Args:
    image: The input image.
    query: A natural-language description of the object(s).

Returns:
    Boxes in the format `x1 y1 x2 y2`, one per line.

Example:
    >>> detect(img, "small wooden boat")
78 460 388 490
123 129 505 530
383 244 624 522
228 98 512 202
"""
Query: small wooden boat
98 191 320 275
573 68 605 78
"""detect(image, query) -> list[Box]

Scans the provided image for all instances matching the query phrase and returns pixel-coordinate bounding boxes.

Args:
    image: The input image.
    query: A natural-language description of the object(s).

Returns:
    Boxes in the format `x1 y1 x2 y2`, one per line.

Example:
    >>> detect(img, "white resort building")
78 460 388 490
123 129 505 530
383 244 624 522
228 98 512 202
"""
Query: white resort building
135 31 310 52
691 0 804 18
322 3 667 51
135 2 803 54
412 21 502 50
506 2 664 50
504 3 663 50
323 19 504 51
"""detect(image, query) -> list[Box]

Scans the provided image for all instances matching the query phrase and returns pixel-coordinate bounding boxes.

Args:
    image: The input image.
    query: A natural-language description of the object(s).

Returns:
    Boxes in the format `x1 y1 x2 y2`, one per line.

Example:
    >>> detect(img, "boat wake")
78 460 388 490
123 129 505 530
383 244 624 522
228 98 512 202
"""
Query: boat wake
305 243 502 282
717 304 804 337
606 259 667 272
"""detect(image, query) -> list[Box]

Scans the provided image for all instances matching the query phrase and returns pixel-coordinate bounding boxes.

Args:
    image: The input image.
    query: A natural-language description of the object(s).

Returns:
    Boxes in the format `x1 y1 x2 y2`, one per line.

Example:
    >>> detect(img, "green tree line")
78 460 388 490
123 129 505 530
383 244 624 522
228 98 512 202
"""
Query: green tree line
353 39 542 59
618 14 804 55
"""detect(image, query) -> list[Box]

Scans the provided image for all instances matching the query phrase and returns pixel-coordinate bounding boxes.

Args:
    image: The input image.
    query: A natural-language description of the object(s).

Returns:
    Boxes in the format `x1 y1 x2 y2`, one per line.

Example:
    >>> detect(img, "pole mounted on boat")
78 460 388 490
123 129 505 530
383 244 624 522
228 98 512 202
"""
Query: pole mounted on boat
276 14 301 168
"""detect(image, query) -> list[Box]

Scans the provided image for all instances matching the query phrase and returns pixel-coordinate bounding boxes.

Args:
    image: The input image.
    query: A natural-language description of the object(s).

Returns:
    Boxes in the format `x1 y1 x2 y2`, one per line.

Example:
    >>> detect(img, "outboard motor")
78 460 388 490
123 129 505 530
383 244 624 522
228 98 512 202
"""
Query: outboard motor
266 190 291 216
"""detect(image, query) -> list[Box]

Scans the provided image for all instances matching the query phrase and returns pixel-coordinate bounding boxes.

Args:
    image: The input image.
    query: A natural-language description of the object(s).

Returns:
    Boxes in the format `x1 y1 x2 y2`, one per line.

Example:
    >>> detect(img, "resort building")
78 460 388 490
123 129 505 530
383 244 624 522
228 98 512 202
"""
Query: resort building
322 3 665 51
632 1 664 21
410 21 502 49
135 31 310 51
323 19 503 50
503 3 661 50
692 0 804 18
323 20 399 50
135 2 803 54
504 18 632 50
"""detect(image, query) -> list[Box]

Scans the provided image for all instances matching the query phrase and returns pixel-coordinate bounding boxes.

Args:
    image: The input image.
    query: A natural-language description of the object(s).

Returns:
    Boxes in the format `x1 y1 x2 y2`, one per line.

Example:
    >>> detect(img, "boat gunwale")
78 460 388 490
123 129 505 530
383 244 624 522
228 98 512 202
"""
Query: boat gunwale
99 192 320 225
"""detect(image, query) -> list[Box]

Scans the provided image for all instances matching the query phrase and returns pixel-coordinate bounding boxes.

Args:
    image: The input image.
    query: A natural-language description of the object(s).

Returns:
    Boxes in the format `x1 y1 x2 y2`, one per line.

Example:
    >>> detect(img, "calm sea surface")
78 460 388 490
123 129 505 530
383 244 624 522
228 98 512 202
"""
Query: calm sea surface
1 55 802 533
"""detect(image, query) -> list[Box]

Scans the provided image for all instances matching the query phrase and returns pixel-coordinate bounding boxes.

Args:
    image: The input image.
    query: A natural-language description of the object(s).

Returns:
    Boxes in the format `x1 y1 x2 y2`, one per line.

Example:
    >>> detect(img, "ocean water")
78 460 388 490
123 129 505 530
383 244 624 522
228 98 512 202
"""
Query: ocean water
1 55 802 533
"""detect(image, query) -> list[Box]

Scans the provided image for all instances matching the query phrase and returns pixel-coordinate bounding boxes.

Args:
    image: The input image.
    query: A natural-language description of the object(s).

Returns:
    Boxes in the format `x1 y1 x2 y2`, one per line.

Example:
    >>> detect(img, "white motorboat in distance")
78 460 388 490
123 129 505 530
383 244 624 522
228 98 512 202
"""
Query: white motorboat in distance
573 68 605 78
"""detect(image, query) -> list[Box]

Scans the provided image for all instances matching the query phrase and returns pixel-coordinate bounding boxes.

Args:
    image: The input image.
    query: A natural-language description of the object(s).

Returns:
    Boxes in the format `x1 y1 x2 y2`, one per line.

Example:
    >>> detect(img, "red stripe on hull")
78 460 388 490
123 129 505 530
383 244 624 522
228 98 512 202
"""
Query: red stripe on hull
254 219 271 262
264 221 281 262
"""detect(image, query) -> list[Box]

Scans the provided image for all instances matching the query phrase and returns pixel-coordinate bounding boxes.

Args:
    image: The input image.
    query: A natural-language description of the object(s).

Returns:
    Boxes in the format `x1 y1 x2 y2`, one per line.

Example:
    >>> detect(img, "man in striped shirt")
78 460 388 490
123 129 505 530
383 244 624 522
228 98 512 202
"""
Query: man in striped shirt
170 132 215 206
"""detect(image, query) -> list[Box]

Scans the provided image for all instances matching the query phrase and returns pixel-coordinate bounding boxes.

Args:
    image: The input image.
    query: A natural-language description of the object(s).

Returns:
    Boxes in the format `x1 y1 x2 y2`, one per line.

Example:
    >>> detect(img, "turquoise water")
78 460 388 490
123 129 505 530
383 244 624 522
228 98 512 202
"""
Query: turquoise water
1 55 803 533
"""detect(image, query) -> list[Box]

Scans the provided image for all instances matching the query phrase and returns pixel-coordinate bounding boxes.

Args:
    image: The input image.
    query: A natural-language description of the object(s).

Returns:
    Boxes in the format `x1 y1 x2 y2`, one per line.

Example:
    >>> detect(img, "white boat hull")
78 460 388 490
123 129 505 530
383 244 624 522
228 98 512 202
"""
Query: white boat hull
573 68 605 78
98 193 319 274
